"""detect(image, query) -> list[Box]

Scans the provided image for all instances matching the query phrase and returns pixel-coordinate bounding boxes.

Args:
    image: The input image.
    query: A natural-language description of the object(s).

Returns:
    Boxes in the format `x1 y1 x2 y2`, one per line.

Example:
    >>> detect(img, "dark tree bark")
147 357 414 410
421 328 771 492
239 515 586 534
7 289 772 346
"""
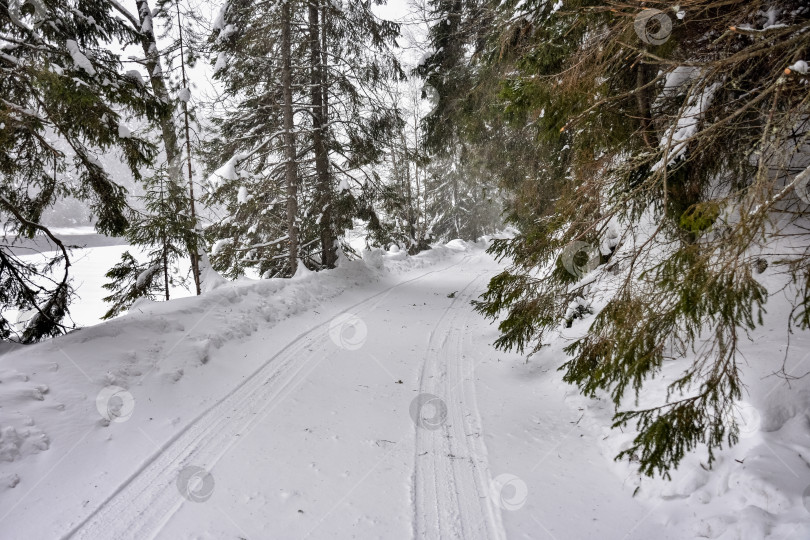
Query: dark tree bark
281 0 299 275
176 3 201 294
309 0 336 268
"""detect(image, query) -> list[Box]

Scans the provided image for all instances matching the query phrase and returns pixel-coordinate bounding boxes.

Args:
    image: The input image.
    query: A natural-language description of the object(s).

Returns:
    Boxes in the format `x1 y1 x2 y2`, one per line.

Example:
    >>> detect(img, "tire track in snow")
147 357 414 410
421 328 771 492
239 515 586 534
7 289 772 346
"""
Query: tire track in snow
413 265 506 540
65 255 473 540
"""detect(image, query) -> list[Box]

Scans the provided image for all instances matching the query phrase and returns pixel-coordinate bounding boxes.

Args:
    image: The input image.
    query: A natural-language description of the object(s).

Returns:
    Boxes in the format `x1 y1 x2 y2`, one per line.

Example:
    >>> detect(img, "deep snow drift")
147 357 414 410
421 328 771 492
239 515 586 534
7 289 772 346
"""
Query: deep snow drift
0 241 808 539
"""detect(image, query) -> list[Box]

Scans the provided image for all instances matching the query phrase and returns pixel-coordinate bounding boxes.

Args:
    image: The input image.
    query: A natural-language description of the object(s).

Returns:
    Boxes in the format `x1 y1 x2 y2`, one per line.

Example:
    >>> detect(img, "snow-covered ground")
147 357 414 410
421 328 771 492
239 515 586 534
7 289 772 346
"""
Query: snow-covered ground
1 241 809 539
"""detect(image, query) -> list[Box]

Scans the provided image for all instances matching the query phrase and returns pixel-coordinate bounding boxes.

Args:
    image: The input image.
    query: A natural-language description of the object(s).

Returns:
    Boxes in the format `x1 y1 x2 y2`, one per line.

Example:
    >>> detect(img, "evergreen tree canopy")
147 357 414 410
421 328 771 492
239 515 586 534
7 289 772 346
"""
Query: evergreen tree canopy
468 0 810 477
205 0 403 278
0 0 164 341
102 0 206 313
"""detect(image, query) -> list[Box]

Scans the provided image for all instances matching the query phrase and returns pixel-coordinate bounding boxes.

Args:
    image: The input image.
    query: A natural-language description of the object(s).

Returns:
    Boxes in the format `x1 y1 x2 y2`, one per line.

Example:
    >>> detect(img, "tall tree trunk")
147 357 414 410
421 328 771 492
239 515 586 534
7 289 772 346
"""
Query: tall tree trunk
452 175 460 238
281 0 299 276
125 0 202 290
163 243 170 301
134 0 180 166
176 4 201 294
635 62 657 148
321 2 328 121
400 130 416 246
161 179 170 301
309 0 336 268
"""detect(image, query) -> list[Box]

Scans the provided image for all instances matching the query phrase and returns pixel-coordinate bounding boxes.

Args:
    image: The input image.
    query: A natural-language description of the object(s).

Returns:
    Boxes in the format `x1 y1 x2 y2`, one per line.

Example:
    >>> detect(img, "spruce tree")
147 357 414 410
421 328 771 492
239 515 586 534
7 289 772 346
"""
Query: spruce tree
167 0 205 293
315 0 404 260
101 164 195 319
205 0 402 278
415 0 468 153
375 81 434 253
423 149 502 241
204 0 303 278
469 0 810 477
0 0 163 341
110 0 206 294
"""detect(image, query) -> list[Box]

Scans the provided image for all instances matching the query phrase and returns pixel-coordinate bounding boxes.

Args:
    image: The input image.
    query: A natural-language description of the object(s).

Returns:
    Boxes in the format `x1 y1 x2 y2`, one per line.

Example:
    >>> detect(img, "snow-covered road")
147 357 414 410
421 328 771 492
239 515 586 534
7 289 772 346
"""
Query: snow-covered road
67 254 500 539
2 244 750 539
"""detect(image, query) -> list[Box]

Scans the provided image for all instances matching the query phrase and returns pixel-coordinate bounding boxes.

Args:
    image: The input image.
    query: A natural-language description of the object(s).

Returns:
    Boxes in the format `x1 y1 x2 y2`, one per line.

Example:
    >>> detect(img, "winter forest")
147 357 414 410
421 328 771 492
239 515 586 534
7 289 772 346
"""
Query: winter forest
2 0 810 538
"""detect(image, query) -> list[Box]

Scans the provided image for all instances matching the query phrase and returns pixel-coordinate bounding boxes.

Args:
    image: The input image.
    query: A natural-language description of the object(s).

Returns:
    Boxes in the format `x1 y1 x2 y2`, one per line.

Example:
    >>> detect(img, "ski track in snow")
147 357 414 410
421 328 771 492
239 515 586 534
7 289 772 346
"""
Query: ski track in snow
65 255 475 540
413 266 506 540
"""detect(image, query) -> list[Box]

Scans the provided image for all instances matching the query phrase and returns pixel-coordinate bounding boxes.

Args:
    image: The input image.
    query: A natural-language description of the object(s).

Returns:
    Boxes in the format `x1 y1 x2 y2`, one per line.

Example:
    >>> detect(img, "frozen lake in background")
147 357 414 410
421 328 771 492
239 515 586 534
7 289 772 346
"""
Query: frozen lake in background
4 226 127 255
4 221 366 330
5 227 193 329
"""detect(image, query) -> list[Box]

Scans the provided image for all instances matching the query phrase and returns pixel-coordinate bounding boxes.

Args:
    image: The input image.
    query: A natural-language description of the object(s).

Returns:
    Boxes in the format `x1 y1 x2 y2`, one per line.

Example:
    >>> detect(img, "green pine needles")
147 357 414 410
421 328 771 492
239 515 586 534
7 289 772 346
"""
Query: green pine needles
102 167 197 319
461 0 810 477
1 0 165 341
